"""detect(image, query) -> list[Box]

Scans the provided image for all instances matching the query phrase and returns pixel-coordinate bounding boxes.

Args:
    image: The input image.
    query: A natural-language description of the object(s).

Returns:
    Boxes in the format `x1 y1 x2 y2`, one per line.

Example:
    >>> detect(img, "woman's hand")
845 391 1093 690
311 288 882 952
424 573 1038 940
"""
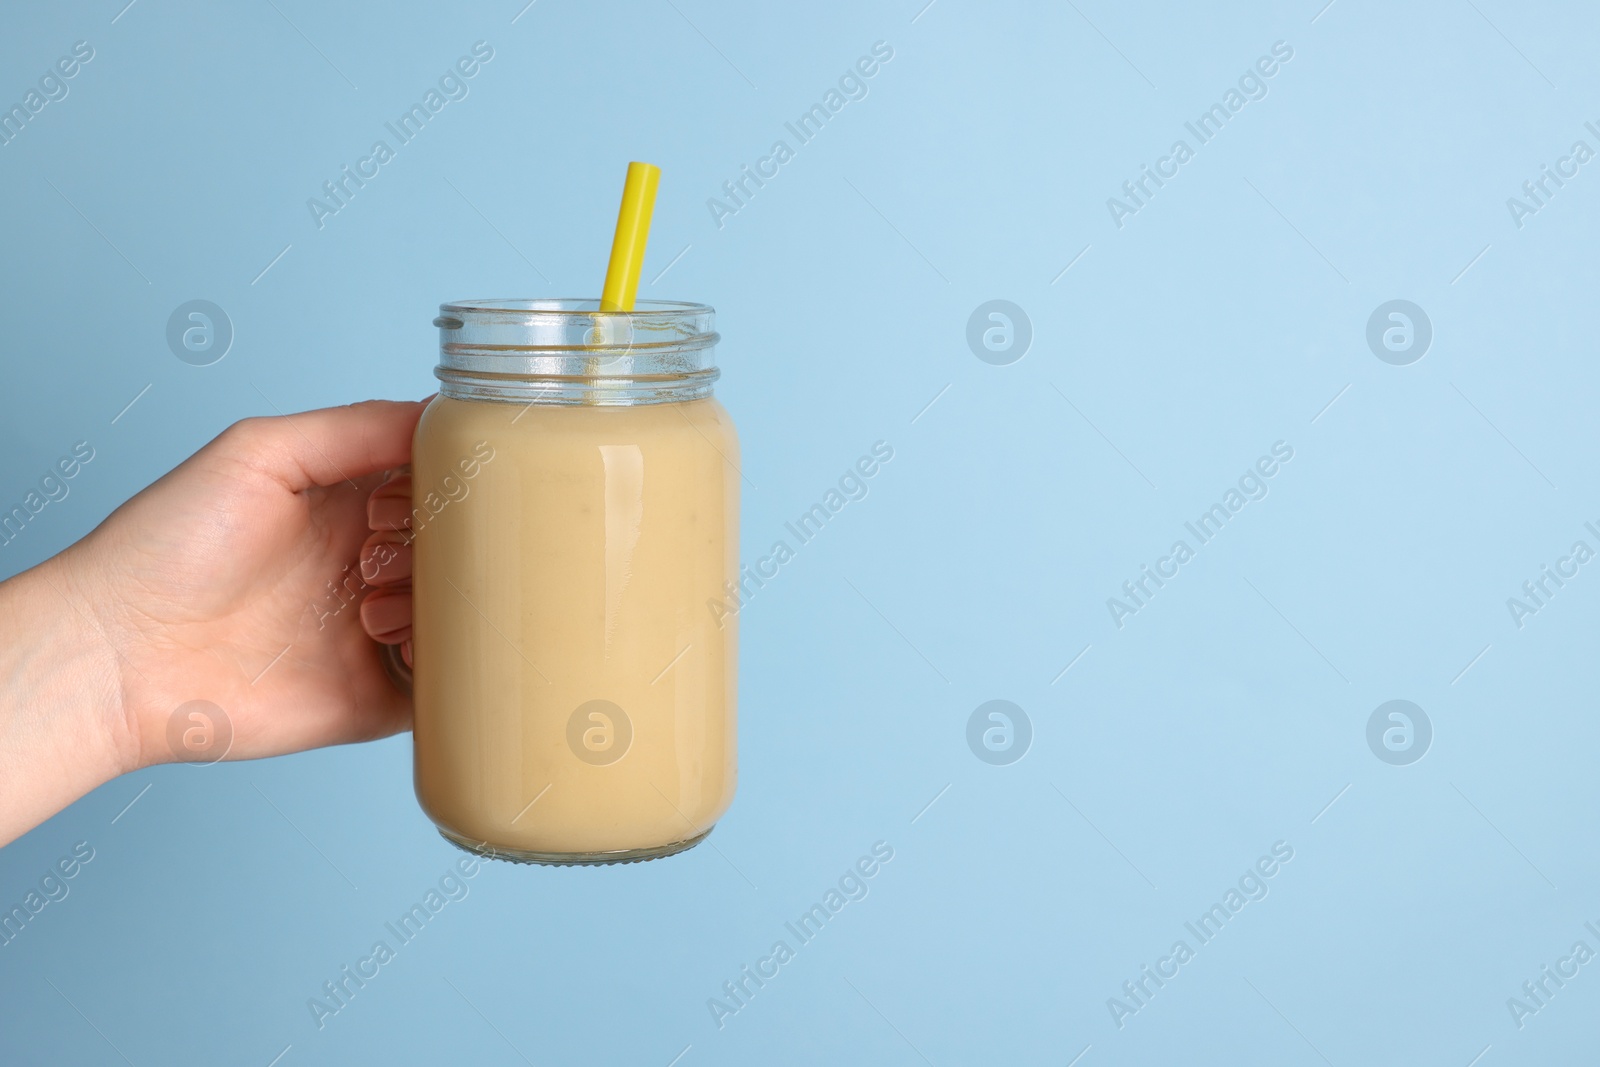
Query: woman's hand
0 400 424 845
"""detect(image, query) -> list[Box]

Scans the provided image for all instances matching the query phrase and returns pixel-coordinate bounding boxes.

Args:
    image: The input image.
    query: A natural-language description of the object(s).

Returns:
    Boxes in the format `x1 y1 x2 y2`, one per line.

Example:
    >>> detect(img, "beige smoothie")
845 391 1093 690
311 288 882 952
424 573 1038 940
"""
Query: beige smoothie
411 394 739 859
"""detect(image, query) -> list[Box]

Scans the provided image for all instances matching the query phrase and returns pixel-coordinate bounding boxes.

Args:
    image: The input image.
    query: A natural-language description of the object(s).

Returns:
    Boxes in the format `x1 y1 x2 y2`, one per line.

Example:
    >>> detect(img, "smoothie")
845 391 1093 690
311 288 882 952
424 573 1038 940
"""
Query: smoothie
411 394 739 860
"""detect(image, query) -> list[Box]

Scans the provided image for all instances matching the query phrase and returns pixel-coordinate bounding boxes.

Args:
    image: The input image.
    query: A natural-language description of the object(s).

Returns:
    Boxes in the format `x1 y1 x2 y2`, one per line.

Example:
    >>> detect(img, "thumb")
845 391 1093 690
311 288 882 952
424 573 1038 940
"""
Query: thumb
222 400 427 493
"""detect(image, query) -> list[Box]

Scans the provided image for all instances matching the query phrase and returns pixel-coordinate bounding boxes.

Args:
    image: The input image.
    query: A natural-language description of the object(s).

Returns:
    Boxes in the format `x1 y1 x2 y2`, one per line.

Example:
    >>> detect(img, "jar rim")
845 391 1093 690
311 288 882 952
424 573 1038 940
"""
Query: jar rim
438 298 713 319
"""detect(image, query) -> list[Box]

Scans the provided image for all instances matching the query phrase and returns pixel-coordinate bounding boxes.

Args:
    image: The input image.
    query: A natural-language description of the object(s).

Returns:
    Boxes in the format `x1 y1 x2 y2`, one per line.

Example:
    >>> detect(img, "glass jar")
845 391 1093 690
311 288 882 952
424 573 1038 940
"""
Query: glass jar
408 298 738 865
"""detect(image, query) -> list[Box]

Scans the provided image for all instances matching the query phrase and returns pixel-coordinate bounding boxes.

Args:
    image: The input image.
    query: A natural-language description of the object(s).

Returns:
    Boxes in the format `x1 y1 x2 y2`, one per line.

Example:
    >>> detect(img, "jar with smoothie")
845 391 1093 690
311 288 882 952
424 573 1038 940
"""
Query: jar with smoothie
407 298 739 865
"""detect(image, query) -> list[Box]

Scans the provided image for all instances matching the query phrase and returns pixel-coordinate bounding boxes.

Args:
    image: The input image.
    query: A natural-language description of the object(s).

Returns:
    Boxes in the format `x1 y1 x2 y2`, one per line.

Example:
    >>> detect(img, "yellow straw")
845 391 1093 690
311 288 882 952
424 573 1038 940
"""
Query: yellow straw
599 161 661 312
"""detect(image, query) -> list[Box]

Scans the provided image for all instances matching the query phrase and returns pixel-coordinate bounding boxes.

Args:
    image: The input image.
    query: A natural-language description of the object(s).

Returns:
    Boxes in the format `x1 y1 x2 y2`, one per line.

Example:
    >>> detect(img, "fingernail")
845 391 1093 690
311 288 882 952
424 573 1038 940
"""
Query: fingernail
359 537 412 584
361 591 412 642
368 486 413 531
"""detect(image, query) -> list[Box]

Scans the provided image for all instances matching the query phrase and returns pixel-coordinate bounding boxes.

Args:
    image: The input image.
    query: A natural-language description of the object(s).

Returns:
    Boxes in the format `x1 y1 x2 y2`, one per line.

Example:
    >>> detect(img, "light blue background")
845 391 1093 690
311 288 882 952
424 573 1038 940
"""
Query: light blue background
3 0 1598 1063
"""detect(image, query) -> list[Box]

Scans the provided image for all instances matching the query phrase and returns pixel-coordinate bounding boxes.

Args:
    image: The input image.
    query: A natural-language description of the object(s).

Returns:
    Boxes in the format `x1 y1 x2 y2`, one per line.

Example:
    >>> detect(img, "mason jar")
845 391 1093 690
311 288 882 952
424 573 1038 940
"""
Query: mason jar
407 299 738 865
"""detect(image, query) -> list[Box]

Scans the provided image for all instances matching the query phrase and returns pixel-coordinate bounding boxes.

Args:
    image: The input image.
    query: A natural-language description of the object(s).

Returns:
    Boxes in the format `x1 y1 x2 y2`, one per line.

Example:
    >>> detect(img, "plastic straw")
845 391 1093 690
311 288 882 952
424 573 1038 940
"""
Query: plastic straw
599 162 661 313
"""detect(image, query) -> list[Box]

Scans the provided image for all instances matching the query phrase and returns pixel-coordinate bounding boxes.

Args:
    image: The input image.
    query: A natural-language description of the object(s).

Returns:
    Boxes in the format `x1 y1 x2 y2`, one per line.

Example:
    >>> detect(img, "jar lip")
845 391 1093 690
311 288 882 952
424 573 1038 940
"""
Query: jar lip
434 296 719 404
439 298 713 318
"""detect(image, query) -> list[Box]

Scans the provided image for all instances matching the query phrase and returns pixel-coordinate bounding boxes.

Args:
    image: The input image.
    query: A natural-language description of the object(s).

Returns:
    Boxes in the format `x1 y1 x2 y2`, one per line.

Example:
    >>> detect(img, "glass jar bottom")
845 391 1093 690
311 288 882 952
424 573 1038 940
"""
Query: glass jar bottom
437 825 714 867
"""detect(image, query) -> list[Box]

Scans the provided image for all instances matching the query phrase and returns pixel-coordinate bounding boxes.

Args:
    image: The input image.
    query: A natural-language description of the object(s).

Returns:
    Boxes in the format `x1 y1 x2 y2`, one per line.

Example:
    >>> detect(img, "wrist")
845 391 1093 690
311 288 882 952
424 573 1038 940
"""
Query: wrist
0 551 138 842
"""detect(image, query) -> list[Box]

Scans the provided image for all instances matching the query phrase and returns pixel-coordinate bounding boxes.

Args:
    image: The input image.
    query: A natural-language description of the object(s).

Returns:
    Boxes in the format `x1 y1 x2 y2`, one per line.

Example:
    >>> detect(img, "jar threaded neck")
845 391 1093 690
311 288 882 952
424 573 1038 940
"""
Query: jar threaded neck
434 298 719 406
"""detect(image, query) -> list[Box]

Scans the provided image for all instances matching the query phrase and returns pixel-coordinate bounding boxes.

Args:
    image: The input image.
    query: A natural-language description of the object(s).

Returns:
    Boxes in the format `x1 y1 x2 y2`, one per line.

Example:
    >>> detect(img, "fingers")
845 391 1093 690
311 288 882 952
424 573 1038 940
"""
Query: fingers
361 586 411 645
368 473 414 531
360 522 413 648
223 400 428 494
359 531 411 584
360 467 415 647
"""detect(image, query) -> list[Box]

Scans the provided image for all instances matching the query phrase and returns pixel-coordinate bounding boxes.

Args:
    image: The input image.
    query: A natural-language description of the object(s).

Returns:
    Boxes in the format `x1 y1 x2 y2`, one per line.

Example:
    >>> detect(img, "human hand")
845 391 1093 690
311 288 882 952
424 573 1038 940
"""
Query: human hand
0 400 426 844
